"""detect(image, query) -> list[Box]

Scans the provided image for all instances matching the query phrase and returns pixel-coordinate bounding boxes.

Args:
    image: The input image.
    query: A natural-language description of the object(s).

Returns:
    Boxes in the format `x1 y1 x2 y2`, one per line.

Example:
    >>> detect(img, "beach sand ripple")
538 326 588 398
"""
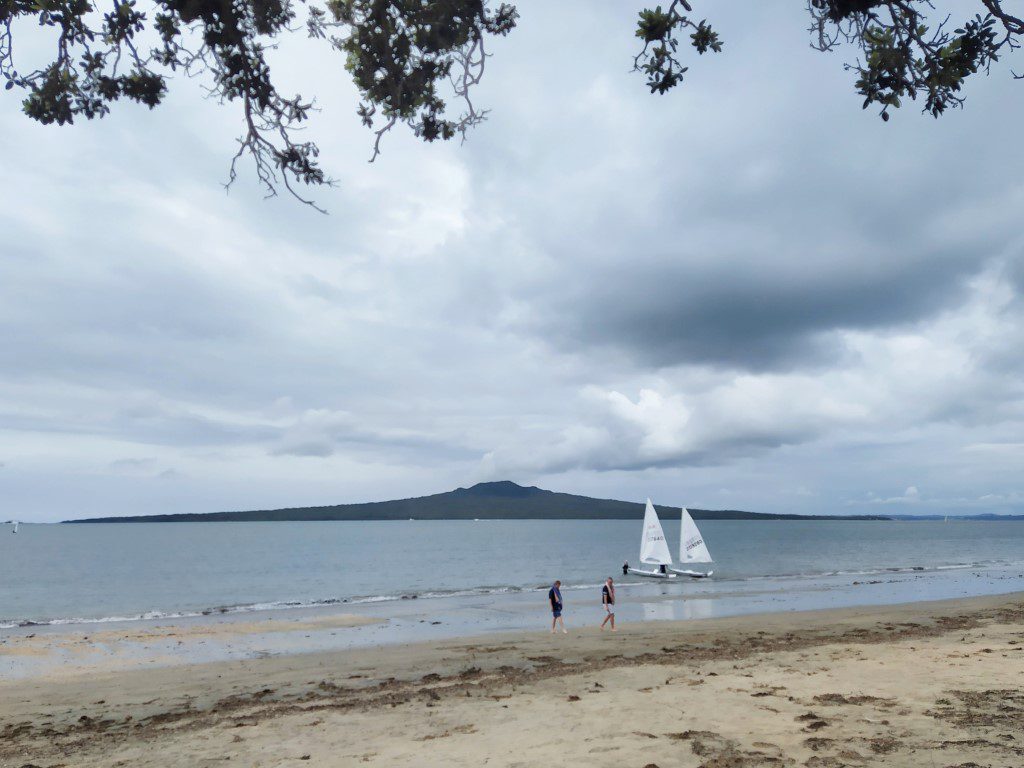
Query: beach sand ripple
0 593 1021 767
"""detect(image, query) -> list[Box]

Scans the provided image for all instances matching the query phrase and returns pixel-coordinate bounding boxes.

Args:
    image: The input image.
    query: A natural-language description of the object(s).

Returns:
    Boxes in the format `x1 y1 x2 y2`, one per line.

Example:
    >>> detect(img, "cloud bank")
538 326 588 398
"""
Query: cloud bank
1 2 1022 520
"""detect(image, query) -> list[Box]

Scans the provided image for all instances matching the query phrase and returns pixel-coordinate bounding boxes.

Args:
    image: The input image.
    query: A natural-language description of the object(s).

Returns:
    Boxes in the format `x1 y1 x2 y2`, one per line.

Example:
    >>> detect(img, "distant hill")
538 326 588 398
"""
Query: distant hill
64 481 892 522
886 513 1024 521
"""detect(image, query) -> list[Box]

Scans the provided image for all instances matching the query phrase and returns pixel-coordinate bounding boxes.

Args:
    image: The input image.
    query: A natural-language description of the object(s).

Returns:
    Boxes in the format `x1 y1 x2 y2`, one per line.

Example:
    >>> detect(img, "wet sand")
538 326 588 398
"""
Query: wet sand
0 613 384 681
1 592 1022 767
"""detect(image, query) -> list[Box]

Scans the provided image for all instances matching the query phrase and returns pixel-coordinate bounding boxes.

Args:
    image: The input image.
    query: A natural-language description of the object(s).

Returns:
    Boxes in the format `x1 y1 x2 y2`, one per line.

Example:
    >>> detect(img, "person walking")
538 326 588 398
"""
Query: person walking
548 580 566 633
600 577 616 631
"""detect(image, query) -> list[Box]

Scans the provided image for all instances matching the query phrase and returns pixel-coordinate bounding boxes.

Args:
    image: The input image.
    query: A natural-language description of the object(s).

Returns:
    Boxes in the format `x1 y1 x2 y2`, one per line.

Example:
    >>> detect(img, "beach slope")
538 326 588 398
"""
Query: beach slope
2 593 1022 767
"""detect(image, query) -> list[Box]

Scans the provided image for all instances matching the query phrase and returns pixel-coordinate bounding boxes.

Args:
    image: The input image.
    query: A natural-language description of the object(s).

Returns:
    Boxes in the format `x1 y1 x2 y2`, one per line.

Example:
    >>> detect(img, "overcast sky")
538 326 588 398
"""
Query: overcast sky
2 2 1023 522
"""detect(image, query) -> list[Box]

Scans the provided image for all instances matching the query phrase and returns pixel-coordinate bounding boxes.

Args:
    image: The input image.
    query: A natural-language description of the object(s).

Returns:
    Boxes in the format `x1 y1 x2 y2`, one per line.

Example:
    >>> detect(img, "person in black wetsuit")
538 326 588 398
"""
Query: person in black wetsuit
622 562 629 576
659 564 667 575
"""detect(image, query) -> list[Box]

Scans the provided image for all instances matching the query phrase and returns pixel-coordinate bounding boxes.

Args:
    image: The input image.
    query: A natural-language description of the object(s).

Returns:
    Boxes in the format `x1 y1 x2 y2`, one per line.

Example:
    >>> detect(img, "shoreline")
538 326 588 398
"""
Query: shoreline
4 556 1016 630
7 518 1023 635
3 562 1023 681
2 592 1023 766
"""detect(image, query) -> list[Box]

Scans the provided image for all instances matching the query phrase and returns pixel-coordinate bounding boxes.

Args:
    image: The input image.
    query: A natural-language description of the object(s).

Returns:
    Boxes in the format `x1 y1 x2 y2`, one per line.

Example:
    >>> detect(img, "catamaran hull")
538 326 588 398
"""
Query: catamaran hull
627 567 677 579
668 567 713 578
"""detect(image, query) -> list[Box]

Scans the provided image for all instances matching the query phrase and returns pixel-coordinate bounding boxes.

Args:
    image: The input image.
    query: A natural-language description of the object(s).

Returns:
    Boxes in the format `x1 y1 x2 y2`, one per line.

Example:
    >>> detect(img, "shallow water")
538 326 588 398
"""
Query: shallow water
2 519 1022 628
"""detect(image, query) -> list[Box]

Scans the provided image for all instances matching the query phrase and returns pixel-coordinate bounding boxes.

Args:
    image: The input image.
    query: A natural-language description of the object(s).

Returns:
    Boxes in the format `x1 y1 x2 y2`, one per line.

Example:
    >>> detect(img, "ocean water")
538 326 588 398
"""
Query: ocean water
1 519 1023 628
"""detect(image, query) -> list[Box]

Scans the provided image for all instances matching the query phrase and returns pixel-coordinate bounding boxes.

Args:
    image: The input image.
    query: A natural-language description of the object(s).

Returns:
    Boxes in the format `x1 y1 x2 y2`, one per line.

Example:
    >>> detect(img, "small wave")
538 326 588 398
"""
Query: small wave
725 559 1022 584
0 609 210 629
5 559 1021 630
0 585 537 629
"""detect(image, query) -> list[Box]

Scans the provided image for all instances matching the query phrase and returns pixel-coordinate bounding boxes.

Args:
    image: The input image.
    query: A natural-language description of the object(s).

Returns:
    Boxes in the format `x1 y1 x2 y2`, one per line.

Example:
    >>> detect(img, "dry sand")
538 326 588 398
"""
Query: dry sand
2 592 1022 767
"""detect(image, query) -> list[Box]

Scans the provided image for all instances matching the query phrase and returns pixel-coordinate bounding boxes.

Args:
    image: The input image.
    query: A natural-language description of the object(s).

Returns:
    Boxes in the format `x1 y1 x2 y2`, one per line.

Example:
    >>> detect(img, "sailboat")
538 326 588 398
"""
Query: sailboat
625 499 677 579
668 508 713 578
11 521 18 534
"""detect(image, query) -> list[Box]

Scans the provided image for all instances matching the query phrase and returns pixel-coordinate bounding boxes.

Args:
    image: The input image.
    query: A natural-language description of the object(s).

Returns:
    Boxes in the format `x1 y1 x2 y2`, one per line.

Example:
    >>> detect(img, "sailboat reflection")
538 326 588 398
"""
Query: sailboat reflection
641 598 714 622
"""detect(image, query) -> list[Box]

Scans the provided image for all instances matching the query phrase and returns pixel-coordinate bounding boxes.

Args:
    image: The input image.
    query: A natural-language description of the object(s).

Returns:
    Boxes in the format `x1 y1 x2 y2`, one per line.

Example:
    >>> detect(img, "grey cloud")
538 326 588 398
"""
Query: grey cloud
454 5 1024 375
2 0 1024 519
527 246 978 371
272 439 336 458
108 458 159 473
270 409 481 462
0 392 277 448
109 457 183 479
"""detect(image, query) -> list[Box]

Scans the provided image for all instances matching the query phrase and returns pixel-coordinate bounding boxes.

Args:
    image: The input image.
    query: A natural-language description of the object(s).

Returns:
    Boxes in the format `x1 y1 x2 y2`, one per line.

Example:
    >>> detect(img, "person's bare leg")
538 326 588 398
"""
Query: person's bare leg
610 613 616 631
559 616 567 633
551 616 557 633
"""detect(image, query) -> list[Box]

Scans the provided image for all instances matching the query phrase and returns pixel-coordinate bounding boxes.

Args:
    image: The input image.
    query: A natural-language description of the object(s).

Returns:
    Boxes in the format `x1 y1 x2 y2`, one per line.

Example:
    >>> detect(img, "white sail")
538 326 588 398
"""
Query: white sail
12 521 18 534
679 507 712 563
639 499 672 565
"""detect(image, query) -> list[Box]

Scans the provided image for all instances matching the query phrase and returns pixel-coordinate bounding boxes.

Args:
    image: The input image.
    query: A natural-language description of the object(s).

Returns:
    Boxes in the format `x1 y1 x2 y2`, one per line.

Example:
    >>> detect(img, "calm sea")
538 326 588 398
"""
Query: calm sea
1 520 1023 628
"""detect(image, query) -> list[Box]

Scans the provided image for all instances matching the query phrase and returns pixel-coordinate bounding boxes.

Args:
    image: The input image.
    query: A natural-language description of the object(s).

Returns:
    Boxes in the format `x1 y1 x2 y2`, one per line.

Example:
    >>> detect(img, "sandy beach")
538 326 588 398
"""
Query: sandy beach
2 592 1022 767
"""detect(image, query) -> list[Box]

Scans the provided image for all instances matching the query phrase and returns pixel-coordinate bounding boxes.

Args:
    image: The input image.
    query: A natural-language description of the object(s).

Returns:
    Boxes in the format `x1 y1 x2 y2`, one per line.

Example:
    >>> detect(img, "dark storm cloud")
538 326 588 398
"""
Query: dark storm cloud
530 245 977 371
455 3 1024 376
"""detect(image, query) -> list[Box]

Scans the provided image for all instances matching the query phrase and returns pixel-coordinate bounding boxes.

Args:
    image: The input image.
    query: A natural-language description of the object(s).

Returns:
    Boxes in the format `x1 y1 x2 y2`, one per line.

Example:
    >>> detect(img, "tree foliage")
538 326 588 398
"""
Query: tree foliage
1 0 1020 206
805 0 1021 120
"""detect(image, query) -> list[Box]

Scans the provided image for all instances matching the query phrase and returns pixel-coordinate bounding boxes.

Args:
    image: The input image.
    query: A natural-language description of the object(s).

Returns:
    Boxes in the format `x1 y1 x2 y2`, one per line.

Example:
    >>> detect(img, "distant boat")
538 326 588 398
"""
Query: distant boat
12 521 18 534
626 499 677 579
668 508 713 578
